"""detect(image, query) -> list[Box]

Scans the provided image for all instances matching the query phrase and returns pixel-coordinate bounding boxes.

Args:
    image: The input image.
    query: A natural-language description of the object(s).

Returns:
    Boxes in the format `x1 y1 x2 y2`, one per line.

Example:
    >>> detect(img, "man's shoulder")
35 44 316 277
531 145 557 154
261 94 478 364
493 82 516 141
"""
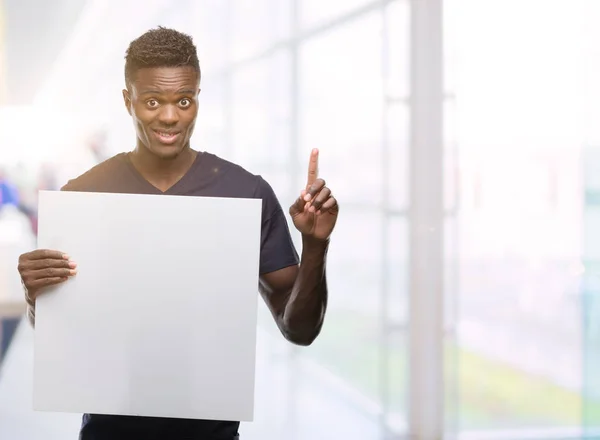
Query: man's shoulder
61 153 128 192
202 153 271 196
205 153 257 180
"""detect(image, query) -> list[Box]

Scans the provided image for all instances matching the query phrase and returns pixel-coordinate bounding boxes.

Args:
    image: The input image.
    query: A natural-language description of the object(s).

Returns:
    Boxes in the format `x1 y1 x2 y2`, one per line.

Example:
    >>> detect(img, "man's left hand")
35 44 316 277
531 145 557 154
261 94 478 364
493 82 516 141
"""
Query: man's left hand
289 149 339 241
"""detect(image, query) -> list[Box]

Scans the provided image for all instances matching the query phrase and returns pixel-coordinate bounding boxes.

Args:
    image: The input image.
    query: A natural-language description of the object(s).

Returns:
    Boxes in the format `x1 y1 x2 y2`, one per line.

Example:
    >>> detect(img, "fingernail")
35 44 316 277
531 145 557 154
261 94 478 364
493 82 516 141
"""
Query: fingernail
304 194 312 202
69 261 77 268
70 269 78 276
309 206 316 213
63 254 70 260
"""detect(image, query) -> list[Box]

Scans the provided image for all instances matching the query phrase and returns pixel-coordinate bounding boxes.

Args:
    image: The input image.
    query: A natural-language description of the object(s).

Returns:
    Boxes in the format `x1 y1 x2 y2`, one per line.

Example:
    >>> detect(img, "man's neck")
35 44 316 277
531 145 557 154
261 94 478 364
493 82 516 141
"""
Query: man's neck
129 145 198 191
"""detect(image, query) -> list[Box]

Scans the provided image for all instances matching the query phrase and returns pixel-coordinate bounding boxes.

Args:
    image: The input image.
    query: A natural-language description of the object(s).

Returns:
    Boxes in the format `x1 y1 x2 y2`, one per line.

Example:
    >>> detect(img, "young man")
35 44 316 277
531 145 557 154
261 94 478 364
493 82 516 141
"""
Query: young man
17 27 338 440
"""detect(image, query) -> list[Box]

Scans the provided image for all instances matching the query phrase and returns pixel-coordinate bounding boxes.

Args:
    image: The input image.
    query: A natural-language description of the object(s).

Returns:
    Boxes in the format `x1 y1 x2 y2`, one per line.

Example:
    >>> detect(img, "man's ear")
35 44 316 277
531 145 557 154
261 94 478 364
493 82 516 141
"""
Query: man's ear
122 89 132 116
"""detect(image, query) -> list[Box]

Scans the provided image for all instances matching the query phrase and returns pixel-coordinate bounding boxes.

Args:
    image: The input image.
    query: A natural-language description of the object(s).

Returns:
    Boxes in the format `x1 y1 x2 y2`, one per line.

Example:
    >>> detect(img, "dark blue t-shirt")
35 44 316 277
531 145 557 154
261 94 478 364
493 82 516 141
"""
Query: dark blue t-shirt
61 151 299 440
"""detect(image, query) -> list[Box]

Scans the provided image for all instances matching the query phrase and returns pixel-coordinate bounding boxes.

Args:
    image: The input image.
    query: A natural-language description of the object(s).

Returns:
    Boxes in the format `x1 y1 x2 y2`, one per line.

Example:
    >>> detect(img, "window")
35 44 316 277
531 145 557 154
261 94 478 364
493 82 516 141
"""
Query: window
447 0 587 435
300 0 375 29
299 11 383 206
231 52 292 173
230 0 291 62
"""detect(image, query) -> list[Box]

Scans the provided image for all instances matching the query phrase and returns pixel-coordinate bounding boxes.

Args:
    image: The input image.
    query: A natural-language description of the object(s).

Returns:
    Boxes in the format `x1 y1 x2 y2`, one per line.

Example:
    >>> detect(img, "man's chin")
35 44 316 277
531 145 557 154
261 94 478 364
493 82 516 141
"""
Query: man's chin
150 144 185 160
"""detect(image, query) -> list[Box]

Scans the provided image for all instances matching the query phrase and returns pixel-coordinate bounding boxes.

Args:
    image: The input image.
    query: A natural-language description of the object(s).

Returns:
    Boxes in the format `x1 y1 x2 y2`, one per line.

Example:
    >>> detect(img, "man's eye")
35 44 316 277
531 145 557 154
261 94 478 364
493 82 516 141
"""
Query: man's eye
147 99 159 108
180 98 191 107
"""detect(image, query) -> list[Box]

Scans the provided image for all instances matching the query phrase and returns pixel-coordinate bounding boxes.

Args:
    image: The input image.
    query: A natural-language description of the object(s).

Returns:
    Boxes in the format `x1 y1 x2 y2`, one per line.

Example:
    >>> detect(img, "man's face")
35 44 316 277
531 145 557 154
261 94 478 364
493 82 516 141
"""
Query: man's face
123 66 200 160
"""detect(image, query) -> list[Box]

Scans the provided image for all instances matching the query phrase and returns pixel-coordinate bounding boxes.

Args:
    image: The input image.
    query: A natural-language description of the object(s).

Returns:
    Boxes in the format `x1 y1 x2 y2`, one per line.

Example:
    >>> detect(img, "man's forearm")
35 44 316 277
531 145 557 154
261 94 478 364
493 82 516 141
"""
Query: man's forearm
282 236 329 345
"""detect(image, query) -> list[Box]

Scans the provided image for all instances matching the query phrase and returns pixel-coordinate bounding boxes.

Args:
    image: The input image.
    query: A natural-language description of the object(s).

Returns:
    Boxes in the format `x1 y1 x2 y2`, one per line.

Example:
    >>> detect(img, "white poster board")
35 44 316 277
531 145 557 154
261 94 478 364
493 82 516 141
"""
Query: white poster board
34 190 261 422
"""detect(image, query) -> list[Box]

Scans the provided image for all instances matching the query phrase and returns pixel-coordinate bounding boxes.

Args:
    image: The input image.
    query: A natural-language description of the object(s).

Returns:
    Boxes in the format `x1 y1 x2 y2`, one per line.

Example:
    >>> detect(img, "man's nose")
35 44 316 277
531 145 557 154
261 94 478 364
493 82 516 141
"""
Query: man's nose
158 105 179 125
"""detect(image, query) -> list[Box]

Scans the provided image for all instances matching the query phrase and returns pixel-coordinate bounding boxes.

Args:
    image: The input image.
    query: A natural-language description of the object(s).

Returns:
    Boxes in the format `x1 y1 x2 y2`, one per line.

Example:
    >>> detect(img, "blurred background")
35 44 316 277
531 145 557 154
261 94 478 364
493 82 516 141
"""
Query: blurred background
0 0 599 439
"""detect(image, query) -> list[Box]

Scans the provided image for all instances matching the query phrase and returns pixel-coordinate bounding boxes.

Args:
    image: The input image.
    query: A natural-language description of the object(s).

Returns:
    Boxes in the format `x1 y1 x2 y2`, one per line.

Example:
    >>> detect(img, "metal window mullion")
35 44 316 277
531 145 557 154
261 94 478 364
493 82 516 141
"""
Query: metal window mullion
408 0 445 440
286 1 301 438
379 0 392 437
204 0 403 81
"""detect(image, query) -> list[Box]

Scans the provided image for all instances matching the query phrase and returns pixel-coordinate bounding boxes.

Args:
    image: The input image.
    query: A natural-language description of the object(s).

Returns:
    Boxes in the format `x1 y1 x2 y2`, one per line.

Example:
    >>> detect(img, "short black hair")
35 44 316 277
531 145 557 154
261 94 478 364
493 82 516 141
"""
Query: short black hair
124 26 200 87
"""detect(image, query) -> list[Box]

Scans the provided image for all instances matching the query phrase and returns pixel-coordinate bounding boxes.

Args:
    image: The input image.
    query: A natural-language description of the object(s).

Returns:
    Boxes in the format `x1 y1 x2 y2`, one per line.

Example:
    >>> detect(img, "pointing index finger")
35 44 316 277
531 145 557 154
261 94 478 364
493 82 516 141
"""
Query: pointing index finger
306 148 319 188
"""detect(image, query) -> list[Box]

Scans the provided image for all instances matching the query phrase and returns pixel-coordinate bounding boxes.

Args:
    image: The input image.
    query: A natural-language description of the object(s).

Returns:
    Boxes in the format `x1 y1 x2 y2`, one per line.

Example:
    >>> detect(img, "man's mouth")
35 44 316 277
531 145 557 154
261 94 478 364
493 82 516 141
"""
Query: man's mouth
153 129 181 145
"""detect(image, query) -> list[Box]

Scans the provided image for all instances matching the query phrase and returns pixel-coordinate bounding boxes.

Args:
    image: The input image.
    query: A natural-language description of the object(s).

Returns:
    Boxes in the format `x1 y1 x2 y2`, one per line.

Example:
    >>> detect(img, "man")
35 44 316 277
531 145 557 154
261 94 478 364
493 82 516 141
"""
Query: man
16 27 338 440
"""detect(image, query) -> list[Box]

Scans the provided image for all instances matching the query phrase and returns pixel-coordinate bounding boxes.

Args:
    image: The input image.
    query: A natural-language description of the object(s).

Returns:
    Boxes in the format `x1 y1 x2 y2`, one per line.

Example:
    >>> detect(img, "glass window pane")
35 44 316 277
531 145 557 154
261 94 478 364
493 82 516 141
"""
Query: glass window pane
299 11 383 206
298 211 387 440
292 357 383 439
583 125 600 432
231 51 292 172
384 218 409 437
189 0 230 73
385 0 410 99
384 217 408 326
300 0 373 29
582 226 600 435
583 0 600 146
445 217 461 436
447 0 587 435
444 99 459 213
303 210 383 395
584 7 600 148
444 0 459 95
231 0 291 61
386 104 409 212
384 330 408 435
455 155 583 432
195 77 227 157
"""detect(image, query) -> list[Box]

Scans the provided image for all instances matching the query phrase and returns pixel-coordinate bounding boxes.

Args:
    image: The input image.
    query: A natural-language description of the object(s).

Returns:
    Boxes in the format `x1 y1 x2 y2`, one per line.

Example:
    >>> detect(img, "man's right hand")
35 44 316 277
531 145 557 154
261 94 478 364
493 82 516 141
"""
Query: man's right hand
17 250 77 307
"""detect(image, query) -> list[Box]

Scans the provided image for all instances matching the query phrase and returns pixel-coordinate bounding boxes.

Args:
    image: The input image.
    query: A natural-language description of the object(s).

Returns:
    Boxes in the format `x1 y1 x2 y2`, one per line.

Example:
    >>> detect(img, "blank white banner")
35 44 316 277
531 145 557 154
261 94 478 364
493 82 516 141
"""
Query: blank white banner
34 190 261 422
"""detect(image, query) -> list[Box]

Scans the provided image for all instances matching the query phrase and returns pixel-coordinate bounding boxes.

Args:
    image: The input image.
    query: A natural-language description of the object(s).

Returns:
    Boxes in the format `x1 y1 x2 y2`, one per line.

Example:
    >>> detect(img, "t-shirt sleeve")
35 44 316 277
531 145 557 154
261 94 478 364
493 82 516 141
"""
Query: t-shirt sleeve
255 176 299 275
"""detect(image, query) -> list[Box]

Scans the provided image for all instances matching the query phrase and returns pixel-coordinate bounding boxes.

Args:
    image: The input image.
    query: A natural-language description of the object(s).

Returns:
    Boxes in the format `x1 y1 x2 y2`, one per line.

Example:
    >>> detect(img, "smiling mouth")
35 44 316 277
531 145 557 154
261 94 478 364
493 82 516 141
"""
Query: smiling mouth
153 130 180 145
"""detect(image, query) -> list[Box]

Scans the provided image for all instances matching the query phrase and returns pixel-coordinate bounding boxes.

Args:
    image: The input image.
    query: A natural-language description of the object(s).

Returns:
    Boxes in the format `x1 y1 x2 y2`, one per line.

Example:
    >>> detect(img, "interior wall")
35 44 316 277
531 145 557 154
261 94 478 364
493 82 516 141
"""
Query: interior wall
2 0 86 105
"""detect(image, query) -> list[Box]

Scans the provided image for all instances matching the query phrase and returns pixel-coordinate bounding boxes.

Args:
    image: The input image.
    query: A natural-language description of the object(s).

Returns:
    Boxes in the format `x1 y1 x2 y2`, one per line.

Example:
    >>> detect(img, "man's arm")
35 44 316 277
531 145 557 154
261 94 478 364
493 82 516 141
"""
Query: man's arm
260 236 329 346
258 148 337 346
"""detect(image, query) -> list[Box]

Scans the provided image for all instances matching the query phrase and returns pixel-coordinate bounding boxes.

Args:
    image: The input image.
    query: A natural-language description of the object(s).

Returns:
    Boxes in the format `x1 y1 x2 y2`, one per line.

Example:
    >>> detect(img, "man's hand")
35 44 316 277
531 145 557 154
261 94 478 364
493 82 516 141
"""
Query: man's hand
289 149 339 241
17 250 77 307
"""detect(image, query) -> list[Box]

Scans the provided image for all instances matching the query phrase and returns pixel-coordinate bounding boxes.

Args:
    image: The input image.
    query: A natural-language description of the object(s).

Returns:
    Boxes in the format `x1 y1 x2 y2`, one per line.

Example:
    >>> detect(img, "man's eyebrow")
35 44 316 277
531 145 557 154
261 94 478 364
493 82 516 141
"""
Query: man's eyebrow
140 89 161 95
